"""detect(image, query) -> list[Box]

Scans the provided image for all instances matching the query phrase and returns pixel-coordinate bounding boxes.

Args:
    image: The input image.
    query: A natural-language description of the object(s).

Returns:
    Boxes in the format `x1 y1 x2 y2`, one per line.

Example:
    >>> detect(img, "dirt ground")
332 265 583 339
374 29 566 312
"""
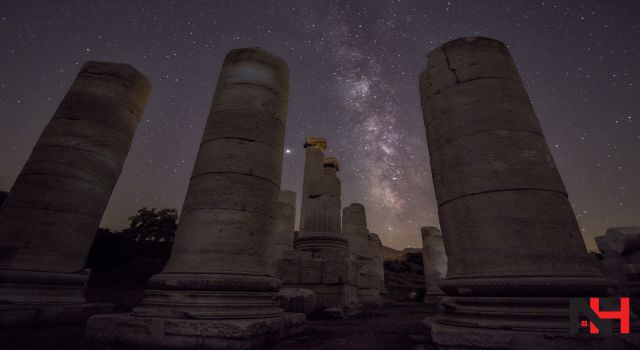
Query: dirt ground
0 303 434 350
281 302 433 350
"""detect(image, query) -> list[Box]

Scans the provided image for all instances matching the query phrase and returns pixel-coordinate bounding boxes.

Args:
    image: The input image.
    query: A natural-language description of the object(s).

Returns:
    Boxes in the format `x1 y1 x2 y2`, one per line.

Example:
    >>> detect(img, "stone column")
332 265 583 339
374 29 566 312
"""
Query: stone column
271 190 297 274
88 48 304 348
299 137 326 234
342 203 370 258
420 226 447 304
343 203 379 304
0 62 150 325
368 233 386 295
420 37 622 348
295 144 348 257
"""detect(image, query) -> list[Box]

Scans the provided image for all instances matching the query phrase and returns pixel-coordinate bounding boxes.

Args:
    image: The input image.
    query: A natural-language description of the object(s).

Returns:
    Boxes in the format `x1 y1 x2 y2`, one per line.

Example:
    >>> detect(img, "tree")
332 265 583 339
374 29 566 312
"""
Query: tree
122 207 178 243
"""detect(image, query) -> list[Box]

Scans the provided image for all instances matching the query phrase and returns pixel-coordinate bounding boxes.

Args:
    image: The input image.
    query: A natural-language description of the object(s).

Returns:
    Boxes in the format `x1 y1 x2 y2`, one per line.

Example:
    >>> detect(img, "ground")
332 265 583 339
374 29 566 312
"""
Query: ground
281 303 433 350
0 303 434 350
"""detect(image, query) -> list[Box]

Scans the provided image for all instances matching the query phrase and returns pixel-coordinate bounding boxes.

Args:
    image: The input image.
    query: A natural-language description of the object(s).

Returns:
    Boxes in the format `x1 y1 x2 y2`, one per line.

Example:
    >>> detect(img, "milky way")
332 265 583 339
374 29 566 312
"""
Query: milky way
0 1 638 250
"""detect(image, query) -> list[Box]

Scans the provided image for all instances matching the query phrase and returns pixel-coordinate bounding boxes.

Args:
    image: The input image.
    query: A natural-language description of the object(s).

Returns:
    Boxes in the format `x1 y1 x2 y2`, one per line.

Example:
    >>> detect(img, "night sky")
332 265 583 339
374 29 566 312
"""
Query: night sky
0 1 638 251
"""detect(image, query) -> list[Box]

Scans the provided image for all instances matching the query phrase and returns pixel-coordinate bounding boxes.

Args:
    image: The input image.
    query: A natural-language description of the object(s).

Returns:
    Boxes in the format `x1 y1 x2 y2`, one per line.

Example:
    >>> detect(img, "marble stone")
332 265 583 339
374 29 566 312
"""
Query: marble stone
420 37 628 349
369 233 386 295
595 227 640 314
87 48 304 349
420 226 447 304
294 138 348 257
271 190 297 276
274 288 317 315
0 61 150 326
278 144 358 310
343 203 380 304
277 250 358 309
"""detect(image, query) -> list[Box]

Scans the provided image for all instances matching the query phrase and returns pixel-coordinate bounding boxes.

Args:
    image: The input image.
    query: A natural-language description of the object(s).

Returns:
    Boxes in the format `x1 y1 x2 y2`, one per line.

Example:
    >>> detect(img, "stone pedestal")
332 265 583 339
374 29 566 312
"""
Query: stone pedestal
419 37 632 349
0 61 150 326
420 226 447 306
278 250 358 309
87 48 304 349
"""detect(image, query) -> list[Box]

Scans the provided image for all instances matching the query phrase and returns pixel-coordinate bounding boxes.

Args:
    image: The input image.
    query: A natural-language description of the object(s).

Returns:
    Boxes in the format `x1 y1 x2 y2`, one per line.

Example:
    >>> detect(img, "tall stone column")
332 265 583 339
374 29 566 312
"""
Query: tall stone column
295 143 348 257
88 48 304 348
343 203 379 304
271 190 297 275
420 37 625 349
0 62 150 325
420 226 447 305
298 137 325 234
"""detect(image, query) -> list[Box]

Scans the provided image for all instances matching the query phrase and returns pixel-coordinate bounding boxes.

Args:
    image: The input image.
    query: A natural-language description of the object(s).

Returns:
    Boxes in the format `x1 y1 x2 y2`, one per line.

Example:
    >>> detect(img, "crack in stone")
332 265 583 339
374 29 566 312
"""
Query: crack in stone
428 128 545 156
438 188 568 209
32 144 122 167
208 108 286 127
0 204 99 218
11 171 114 192
82 70 140 86
225 81 282 95
190 171 280 188
442 46 460 84
50 117 137 137
200 136 280 152
182 206 275 220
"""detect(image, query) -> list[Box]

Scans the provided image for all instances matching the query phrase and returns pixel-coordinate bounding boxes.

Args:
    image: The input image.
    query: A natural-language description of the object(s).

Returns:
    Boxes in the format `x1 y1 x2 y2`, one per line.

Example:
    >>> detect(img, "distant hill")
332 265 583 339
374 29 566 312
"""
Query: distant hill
380 245 403 260
381 245 423 260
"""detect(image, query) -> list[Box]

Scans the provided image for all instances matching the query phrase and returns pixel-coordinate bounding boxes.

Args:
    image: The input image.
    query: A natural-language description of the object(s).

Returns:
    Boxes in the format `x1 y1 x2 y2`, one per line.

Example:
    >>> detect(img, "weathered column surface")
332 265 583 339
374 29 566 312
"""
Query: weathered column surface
420 226 447 302
0 62 149 274
343 203 379 304
343 203 371 258
369 233 386 294
295 141 347 256
271 190 297 273
88 48 304 349
421 37 626 349
0 62 149 316
421 36 606 291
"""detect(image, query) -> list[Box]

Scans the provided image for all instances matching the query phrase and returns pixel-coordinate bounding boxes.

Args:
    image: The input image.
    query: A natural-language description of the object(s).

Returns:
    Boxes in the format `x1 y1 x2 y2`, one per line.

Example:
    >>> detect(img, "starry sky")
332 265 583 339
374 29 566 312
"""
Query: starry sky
0 1 638 251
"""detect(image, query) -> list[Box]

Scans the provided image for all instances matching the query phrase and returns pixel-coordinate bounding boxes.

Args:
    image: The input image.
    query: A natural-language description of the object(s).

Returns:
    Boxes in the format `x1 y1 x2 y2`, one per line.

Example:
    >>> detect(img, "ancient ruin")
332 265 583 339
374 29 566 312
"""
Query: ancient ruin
343 203 381 304
369 233 386 295
0 61 150 326
420 36 633 349
87 48 304 348
595 227 640 313
419 226 446 306
271 190 297 274
278 138 358 311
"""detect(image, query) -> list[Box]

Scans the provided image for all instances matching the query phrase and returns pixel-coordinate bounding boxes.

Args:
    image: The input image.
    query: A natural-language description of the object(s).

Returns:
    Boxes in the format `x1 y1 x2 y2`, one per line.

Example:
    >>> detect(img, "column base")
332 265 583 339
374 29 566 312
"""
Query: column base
294 232 350 259
432 296 640 350
0 269 114 327
86 312 306 350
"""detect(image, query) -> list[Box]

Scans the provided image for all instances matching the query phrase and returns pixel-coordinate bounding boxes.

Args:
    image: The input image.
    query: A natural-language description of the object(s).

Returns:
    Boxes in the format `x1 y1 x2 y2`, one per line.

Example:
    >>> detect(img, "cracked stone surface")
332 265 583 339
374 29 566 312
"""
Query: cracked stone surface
0 61 150 274
161 48 289 278
419 37 602 280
